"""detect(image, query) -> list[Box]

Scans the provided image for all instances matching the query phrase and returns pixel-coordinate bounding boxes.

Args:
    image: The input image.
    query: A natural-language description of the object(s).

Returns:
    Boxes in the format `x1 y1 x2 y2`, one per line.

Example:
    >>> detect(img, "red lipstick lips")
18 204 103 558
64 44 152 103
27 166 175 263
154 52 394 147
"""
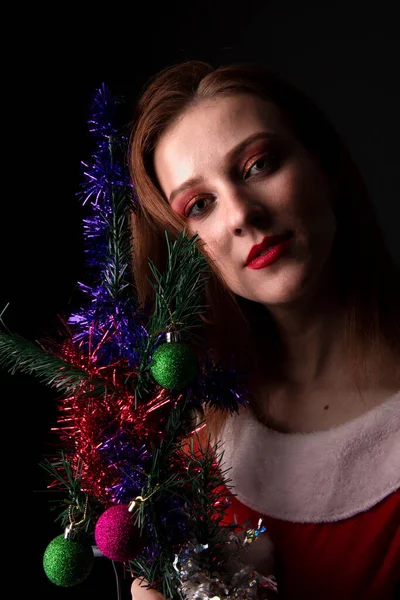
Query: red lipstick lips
245 233 292 269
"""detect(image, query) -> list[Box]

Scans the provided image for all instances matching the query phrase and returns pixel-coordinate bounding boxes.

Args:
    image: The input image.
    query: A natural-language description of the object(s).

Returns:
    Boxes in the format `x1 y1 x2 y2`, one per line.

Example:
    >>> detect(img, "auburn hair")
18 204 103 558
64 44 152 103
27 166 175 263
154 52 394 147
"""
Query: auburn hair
128 60 400 443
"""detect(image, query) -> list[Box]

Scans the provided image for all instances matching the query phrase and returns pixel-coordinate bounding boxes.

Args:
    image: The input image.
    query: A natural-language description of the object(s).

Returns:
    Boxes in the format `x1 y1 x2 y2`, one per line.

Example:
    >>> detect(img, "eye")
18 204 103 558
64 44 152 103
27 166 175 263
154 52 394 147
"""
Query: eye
185 196 213 218
243 152 280 179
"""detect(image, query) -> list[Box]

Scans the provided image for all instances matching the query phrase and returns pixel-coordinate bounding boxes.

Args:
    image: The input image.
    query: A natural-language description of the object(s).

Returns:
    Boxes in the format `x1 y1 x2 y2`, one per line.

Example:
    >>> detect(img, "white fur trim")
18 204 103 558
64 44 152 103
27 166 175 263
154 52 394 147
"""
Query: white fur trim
220 391 400 523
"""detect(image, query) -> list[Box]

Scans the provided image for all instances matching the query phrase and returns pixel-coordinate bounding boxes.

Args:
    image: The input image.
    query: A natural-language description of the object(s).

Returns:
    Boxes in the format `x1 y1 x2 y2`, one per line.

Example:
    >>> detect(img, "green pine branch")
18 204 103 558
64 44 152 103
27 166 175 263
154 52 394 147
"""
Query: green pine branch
129 400 236 599
134 397 196 529
147 229 210 339
133 230 211 403
185 436 234 552
39 453 102 535
101 158 136 301
129 397 197 592
0 330 111 396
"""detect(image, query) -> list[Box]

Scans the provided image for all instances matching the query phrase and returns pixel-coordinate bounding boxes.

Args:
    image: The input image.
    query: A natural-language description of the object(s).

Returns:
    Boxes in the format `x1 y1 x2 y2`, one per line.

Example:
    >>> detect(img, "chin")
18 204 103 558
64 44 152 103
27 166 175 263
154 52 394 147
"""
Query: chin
241 264 314 308
255 287 308 308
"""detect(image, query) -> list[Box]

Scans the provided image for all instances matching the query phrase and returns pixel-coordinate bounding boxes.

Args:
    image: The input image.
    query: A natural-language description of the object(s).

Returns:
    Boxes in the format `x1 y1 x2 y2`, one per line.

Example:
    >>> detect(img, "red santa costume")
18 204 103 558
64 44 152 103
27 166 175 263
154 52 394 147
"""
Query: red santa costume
219 390 400 599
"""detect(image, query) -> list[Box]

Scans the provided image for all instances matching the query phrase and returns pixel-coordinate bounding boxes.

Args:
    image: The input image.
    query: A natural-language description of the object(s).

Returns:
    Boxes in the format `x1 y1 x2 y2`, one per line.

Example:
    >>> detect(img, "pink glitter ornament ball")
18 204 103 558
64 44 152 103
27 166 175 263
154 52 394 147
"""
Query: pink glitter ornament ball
94 504 147 562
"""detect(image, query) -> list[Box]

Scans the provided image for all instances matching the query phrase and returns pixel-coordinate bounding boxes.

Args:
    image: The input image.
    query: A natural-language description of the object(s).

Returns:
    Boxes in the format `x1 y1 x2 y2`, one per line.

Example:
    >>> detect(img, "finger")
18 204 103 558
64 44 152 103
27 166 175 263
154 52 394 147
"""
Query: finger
131 577 167 600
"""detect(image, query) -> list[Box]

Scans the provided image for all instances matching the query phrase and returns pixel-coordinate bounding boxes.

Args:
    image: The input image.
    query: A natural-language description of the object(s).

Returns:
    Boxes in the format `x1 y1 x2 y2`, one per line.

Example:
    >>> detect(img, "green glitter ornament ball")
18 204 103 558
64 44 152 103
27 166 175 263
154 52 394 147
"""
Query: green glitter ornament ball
150 342 198 390
43 534 94 587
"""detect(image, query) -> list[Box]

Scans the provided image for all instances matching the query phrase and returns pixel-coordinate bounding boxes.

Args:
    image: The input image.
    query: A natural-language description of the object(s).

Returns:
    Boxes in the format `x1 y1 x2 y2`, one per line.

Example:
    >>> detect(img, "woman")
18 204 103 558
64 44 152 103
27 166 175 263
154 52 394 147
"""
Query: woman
128 60 400 599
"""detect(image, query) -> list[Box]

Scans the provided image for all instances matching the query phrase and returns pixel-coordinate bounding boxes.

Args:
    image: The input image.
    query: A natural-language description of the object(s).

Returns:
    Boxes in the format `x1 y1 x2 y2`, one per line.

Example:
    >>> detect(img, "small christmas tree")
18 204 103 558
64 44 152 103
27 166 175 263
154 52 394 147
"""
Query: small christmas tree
0 85 277 599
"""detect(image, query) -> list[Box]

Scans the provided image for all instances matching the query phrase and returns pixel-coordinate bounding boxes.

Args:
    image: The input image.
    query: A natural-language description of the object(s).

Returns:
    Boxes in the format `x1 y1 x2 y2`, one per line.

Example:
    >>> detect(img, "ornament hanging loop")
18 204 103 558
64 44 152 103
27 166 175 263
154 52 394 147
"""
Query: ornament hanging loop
67 494 89 534
128 483 161 512
166 330 181 343
64 523 74 539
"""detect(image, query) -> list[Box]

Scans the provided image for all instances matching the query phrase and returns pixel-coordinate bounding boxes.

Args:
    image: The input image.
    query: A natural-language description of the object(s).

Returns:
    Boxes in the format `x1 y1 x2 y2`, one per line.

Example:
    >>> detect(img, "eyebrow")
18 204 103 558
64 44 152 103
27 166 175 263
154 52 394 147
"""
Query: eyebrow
168 131 280 204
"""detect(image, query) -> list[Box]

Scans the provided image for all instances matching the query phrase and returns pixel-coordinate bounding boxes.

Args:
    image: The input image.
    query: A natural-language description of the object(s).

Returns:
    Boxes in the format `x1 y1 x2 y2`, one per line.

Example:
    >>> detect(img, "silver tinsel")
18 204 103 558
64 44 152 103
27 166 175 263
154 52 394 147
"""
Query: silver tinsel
173 522 278 600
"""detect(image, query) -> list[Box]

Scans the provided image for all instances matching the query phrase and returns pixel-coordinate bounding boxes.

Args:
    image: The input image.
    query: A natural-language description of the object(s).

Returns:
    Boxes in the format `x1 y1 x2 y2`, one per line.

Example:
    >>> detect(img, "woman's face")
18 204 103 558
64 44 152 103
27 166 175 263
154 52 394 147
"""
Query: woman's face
154 93 337 307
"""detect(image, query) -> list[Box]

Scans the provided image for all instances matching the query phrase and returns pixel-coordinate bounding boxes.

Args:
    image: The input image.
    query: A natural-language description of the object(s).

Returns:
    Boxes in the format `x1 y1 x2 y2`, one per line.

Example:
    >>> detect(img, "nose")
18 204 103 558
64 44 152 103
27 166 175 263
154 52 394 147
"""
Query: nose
222 184 269 235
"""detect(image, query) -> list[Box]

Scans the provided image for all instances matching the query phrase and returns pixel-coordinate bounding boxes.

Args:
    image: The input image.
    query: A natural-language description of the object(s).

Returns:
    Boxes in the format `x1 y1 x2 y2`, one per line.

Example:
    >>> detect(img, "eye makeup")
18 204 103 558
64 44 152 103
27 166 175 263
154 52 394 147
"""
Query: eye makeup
170 133 285 217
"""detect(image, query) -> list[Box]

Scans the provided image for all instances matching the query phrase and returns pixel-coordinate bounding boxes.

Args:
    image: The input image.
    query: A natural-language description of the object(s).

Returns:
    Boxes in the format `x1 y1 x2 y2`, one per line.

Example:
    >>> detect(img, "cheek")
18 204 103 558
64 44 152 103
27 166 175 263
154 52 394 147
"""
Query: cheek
205 242 233 274
197 231 240 287
279 161 333 225
190 221 229 261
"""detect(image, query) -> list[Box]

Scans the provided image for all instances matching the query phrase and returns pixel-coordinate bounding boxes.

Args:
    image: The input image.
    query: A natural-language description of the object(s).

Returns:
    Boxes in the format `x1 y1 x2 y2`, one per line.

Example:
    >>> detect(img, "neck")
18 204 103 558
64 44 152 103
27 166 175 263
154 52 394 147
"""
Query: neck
261 267 348 388
272 304 346 387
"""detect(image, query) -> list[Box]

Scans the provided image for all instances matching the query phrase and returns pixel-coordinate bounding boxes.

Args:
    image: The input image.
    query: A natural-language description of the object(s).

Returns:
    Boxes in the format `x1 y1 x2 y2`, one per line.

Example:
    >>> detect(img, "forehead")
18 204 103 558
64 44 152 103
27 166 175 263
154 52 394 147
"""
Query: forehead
154 94 289 186
179 92 285 133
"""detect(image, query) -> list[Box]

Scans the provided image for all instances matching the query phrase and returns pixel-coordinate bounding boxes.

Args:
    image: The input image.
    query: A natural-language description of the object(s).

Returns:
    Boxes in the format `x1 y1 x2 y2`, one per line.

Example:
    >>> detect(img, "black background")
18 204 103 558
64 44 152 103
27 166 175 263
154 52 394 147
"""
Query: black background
3 1 399 598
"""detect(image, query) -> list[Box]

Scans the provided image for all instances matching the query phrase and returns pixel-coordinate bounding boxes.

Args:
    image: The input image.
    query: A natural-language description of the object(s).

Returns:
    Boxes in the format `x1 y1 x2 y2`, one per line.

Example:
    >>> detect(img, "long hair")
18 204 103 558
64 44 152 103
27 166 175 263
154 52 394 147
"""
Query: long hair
128 60 400 441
